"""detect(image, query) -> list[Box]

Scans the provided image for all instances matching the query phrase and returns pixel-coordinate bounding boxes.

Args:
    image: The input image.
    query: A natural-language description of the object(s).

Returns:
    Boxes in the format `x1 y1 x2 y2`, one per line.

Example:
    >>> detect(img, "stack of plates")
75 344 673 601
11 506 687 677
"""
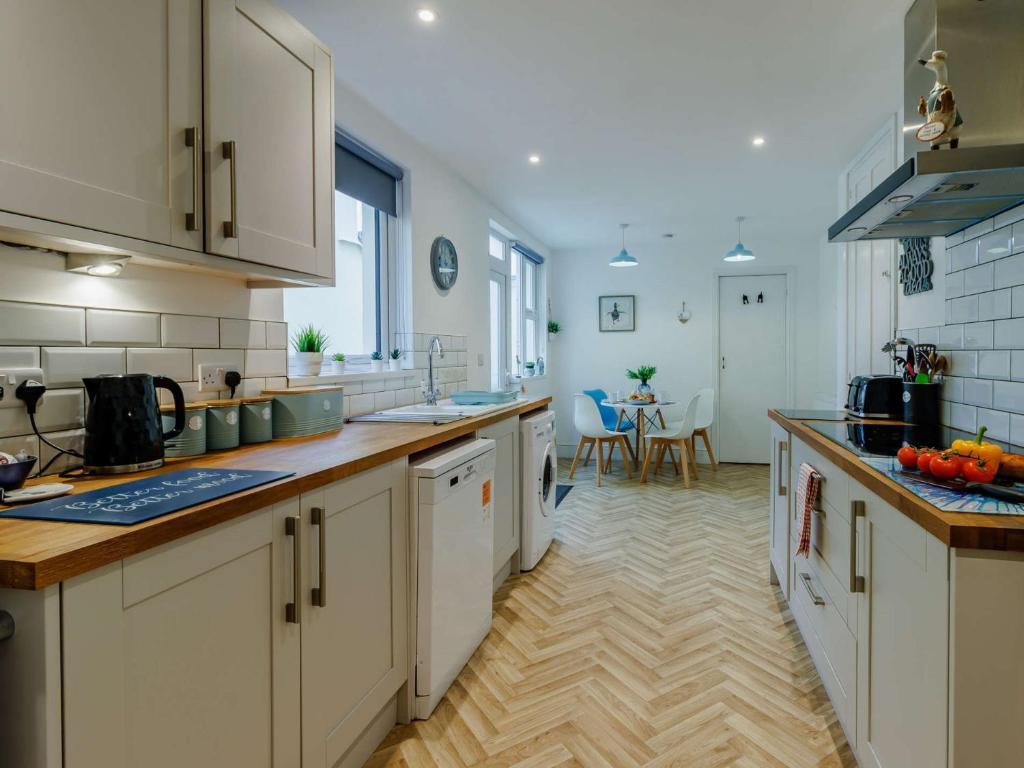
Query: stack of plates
264 386 344 438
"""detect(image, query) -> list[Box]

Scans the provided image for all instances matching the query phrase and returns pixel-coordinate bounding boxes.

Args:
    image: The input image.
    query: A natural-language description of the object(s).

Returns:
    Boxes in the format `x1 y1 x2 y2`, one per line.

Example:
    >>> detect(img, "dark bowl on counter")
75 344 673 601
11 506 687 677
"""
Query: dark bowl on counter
0 456 37 491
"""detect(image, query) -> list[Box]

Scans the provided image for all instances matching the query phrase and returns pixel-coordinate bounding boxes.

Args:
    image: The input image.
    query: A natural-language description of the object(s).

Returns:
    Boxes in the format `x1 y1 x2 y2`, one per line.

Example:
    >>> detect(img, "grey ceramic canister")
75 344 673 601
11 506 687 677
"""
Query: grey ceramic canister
160 402 208 458
206 400 241 450
240 397 274 444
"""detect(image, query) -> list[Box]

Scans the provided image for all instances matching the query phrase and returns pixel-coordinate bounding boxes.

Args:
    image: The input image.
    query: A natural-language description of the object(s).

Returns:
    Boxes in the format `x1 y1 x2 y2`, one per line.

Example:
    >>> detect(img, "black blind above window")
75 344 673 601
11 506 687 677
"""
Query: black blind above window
512 241 545 265
335 130 403 216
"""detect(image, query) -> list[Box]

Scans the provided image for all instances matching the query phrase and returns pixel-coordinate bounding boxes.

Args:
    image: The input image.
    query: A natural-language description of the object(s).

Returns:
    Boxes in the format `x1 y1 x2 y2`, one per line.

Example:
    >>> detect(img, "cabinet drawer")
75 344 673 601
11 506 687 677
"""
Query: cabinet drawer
791 555 857 740
791 436 849 515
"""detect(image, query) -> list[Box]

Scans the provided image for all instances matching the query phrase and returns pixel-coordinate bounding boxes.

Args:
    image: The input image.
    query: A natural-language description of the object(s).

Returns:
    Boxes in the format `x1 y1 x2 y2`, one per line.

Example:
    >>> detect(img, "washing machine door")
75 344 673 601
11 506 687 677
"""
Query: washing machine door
539 442 556 514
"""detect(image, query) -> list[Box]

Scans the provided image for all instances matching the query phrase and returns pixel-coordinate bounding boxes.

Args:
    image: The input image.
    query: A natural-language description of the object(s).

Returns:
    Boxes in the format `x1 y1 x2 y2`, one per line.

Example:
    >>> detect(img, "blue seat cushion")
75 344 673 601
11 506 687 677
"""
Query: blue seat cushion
583 389 636 432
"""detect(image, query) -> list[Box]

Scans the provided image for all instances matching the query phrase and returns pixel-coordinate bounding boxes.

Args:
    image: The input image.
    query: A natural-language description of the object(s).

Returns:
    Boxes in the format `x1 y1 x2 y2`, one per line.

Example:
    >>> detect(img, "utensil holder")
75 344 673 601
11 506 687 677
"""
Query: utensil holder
901 382 940 426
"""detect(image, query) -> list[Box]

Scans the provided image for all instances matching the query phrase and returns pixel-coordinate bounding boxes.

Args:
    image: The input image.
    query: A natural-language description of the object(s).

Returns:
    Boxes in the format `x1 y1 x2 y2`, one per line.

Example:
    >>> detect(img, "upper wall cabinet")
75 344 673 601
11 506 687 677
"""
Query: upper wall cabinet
0 0 204 252
205 0 335 280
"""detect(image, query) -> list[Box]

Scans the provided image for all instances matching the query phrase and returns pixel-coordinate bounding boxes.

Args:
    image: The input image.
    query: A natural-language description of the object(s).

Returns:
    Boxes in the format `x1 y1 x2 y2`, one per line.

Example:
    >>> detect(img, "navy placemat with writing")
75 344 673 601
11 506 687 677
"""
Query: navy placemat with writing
0 468 294 525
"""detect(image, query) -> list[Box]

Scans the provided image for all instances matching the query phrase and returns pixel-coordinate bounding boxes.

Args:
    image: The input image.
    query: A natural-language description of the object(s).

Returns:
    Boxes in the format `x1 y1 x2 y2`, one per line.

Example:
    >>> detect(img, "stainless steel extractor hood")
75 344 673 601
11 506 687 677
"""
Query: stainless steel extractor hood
828 0 1024 243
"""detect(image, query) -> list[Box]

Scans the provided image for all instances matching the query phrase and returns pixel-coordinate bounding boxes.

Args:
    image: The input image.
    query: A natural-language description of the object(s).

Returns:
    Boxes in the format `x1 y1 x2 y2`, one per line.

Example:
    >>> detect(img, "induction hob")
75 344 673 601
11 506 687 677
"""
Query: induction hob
806 421 946 458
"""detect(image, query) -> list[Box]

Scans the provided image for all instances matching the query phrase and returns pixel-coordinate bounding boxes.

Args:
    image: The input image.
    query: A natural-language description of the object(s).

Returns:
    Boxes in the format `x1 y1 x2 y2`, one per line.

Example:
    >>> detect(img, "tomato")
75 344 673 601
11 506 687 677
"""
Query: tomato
962 457 998 484
917 449 939 473
897 445 919 469
930 452 962 480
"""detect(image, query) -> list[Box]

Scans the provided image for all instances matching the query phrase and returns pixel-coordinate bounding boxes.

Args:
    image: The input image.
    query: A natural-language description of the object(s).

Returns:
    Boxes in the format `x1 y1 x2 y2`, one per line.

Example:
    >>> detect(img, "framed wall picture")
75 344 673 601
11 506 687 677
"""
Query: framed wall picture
598 295 635 332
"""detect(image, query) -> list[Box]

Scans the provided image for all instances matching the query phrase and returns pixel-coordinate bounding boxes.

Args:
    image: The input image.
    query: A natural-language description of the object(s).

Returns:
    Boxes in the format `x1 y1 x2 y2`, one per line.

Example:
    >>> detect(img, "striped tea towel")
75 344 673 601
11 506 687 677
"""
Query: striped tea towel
795 463 822 557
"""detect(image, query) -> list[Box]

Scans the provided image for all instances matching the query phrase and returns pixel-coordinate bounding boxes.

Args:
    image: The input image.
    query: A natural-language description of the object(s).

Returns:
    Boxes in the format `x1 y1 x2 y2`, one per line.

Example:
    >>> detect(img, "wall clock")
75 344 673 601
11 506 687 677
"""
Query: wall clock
430 235 459 290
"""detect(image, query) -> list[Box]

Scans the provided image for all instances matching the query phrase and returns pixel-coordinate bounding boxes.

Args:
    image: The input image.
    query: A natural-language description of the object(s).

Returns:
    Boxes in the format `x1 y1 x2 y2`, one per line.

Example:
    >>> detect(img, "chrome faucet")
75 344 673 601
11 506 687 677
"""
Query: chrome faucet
424 336 445 405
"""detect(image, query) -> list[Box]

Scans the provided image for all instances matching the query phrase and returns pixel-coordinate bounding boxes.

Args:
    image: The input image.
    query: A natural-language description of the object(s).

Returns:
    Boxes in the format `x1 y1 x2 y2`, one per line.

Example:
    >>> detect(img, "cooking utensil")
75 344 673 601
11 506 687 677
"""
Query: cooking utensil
900 469 1024 503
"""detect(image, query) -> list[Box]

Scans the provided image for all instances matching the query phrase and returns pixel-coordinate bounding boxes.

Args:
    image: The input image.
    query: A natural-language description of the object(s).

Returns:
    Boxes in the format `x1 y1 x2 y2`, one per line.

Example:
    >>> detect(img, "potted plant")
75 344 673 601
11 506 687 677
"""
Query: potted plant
388 348 402 372
370 350 384 373
290 324 329 376
626 365 657 395
330 352 346 373
524 361 536 378
547 320 561 336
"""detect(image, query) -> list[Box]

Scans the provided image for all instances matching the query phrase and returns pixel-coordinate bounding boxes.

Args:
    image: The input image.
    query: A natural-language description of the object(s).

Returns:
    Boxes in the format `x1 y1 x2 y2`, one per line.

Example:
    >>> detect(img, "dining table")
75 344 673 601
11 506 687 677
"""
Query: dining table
602 398 675 466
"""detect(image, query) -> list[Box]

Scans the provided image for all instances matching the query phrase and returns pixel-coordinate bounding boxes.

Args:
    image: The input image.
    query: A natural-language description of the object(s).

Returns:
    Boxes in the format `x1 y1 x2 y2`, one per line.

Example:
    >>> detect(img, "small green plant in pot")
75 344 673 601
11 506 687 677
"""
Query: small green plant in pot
330 352 346 373
290 324 329 376
388 348 402 372
626 365 657 395
524 361 536 378
547 320 561 336
370 350 385 372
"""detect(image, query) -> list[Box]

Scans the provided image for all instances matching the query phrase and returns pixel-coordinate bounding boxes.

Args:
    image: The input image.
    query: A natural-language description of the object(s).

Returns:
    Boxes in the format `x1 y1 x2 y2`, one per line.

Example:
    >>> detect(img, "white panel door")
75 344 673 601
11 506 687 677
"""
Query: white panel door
717 274 789 463
205 0 334 279
0 0 203 250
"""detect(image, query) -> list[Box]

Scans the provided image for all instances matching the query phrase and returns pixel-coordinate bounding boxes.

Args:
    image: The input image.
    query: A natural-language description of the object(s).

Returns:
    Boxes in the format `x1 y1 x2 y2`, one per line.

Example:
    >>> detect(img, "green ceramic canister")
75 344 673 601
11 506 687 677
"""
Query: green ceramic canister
264 386 344 439
240 396 274 444
160 402 208 458
206 399 241 450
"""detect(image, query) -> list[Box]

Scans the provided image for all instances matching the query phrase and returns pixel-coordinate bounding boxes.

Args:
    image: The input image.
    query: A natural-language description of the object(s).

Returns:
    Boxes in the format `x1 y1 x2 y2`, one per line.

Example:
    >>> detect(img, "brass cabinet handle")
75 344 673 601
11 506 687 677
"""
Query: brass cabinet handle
800 573 825 606
222 140 238 238
776 441 788 496
285 515 301 624
850 500 865 593
185 127 200 231
311 506 327 608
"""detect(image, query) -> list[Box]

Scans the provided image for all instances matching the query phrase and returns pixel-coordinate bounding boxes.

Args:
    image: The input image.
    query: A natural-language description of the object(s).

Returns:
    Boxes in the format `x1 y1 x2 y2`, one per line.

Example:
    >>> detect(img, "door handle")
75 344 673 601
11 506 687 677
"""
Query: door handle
850 500 865 593
185 127 200 231
311 506 327 608
285 515 301 624
222 140 238 238
776 441 788 496
721 356 726 370
800 573 825 606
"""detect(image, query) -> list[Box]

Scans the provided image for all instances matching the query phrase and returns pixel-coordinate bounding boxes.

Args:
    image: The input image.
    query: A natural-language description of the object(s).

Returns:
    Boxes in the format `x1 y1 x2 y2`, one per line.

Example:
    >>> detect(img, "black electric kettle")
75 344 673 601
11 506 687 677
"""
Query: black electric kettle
83 374 186 474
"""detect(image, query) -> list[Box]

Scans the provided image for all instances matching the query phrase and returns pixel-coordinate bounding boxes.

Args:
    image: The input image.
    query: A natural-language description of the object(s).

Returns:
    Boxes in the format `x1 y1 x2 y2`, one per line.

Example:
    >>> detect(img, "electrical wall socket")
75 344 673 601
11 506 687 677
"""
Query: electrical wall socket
0 368 45 409
197 363 239 393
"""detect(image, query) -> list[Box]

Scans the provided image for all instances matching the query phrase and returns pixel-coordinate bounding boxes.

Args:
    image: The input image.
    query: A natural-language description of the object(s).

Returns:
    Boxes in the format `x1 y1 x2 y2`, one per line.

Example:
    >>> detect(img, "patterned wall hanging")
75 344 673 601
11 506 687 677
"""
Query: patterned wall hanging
898 237 933 296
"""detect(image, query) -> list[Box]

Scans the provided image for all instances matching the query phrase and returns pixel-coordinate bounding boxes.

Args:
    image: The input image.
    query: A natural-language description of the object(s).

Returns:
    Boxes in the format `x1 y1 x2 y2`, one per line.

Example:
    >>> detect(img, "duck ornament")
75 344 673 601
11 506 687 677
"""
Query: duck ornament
916 50 963 150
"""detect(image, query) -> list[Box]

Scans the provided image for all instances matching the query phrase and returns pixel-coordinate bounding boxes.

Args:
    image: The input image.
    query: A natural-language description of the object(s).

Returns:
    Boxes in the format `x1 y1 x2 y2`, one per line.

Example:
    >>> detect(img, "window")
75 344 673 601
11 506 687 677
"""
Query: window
489 230 544 386
284 131 402 361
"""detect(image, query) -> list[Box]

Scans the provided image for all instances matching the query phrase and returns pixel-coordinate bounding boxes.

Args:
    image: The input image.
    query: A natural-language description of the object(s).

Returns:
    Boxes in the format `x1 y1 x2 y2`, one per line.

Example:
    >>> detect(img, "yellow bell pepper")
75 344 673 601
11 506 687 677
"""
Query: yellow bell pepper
951 426 1003 467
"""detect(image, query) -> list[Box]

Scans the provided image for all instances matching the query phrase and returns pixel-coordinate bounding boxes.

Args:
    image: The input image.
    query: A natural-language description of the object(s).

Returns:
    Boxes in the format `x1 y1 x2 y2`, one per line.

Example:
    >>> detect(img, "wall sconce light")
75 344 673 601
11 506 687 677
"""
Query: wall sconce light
677 301 692 324
66 253 130 277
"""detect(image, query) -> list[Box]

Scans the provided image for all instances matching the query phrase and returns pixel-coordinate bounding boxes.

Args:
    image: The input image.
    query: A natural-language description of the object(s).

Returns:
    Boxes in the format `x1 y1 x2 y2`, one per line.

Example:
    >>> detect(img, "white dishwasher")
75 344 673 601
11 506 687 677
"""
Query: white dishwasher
411 437 496 719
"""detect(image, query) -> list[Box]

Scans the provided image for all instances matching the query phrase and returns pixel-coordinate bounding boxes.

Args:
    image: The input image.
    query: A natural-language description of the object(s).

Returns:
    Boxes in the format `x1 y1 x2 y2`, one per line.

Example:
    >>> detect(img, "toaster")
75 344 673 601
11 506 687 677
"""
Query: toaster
845 375 903 419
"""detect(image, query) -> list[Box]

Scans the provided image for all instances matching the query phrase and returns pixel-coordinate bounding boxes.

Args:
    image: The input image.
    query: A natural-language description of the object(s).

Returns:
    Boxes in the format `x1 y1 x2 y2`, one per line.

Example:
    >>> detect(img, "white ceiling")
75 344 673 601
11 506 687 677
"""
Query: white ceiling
281 0 907 251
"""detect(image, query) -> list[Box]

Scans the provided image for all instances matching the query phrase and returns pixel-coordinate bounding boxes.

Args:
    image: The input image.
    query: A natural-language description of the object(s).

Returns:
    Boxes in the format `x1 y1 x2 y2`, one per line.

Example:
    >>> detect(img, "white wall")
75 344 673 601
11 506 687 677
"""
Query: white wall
550 234 828 456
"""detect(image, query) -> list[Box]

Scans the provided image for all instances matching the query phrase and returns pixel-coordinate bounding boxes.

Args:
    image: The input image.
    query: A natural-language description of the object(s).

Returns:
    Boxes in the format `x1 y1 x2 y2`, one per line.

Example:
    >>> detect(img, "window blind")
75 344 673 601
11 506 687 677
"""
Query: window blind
512 241 545 265
335 129 403 216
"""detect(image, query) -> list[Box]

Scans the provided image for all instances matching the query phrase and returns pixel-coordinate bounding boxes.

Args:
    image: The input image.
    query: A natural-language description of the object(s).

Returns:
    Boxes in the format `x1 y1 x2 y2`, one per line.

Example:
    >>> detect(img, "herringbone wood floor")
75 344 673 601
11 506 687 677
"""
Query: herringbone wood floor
367 460 856 767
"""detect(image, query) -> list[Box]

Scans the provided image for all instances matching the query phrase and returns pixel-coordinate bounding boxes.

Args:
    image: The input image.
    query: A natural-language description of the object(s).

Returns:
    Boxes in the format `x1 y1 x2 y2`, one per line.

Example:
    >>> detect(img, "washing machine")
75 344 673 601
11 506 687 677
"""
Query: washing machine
520 410 557 571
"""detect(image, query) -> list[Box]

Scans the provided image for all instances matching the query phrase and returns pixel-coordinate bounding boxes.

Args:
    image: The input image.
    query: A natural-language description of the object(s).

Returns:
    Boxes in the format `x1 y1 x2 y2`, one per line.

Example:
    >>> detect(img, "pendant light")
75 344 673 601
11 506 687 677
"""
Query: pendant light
609 223 638 267
723 216 755 262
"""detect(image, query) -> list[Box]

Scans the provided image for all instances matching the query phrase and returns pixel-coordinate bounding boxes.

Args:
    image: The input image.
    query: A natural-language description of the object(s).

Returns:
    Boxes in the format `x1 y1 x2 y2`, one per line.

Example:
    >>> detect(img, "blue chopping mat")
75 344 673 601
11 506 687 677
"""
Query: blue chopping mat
0 468 294 525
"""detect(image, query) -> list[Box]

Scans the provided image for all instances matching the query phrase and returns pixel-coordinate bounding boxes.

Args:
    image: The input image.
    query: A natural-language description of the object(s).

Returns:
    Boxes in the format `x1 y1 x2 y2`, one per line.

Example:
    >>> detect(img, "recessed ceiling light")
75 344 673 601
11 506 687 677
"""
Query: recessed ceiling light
417 8 437 23
528 154 541 165
752 136 766 147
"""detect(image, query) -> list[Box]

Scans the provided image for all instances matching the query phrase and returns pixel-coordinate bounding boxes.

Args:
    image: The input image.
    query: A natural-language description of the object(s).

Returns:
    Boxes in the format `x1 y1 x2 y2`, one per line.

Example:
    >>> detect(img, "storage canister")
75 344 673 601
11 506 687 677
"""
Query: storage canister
264 386 344 438
160 402 207 458
240 396 274 444
206 399 241 450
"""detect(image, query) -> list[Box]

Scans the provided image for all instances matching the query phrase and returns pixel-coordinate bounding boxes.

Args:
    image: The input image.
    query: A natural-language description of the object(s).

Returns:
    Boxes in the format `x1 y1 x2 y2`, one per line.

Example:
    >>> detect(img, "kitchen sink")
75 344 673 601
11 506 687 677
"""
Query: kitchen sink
348 400 507 424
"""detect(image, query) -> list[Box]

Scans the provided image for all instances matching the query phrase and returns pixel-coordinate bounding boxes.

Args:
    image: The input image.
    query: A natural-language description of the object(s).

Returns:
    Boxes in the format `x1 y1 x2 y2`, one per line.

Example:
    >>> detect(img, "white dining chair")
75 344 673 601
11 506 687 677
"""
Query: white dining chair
641 392 701 487
692 387 717 469
569 394 635 487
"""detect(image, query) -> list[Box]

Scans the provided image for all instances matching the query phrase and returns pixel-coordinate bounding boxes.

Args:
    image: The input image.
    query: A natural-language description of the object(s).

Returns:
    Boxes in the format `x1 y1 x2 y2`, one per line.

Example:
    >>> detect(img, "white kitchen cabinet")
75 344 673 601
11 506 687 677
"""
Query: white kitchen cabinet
299 460 409 768
61 502 302 768
480 416 520 581
0 0 204 251
853 477 948 768
768 421 790 597
205 0 335 279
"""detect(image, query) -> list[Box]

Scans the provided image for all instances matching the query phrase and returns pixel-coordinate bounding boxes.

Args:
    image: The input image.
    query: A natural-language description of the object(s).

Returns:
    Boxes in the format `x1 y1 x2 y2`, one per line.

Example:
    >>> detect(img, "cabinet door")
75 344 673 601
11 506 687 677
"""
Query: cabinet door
853 481 948 768
205 0 334 279
301 461 408 767
0 0 203 250
768 421 790 597
480 416 520 578
61 503 302 768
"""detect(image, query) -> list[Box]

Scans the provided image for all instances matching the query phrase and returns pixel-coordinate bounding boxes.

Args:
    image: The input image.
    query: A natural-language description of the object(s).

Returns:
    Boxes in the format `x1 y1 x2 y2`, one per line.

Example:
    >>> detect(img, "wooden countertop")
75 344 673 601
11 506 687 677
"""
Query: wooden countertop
769 409 1024 552
0 397 551 590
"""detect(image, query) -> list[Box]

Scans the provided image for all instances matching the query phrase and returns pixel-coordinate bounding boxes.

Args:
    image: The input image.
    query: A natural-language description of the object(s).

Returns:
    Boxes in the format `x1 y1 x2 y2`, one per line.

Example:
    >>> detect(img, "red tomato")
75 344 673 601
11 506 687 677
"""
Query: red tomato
917 449 939 473
930 453 961 480
897 446 919 469
962 458 998 484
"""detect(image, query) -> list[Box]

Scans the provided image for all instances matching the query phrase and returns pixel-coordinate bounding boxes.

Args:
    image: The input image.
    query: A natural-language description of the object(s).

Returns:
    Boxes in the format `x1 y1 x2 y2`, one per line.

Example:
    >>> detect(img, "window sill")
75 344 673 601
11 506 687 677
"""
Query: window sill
287 368 414 388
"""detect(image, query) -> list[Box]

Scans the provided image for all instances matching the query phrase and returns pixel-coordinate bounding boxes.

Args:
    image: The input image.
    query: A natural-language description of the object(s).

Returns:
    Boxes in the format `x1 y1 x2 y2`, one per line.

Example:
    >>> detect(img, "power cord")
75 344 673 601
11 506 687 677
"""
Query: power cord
225 370 241 400
15 380 84 477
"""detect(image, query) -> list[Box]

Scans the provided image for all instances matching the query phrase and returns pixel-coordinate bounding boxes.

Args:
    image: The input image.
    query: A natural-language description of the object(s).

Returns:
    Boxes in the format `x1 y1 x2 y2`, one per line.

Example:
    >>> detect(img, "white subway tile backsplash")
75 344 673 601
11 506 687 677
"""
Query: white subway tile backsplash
950 351 978 377
994 253 1024 290
993 380 1024 414
38 428 85 474
86 309 159 347
373 390 396 410
0 388 84 439
221 319 266 349
244 349 286 377
994 204 1024 230
161 314 219 348
979 288 1012 321
949 402 978 432
963 263 994 295
1012 413 1024 446
978 227 1014 263
963 321 993 349
0 435 39 461
947 295 979 324
348 393 374 417
1013 286 1024 318
963 378 993 407
0 347 40 367
42 347 125 387
945 270 964 299
979 350 1011 379
0 302 85 345
942 376 964 403
949 241 978 272
976 408 1010 441
994 318 1024 348
127 348 192 382
1013 352 1024 381
938 323 964 350
266 322 288 350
